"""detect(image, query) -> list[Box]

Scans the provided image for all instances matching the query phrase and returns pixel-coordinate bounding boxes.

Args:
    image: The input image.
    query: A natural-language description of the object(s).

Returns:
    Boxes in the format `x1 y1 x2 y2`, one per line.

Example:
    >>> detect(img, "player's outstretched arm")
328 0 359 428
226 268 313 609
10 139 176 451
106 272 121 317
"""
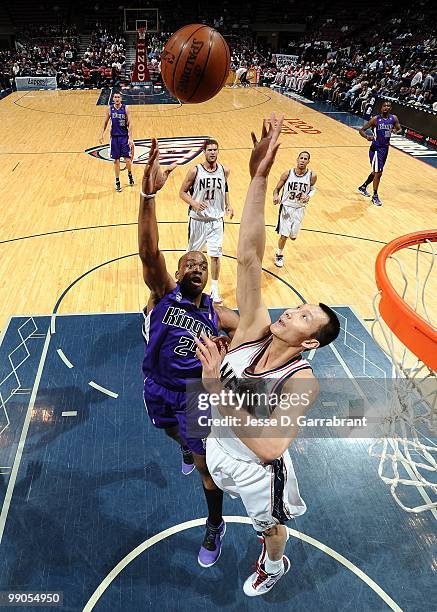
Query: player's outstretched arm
359 116 376 141
273 170 288 204
179 168 208 213
138 138 177 311
232 113 283 347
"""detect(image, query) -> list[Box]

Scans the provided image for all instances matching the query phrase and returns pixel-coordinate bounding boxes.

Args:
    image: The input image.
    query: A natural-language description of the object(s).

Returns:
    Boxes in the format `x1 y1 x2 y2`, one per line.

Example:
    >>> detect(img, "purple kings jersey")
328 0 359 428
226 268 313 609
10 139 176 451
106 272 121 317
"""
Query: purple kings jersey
110 103 128 137
142 285 218 390
371 114 395 150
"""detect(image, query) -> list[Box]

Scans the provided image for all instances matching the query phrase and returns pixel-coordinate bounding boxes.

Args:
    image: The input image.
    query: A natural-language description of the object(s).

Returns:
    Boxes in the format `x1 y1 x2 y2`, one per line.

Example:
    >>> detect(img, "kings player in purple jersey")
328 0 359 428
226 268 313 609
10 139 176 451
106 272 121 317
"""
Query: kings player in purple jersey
138 139 239 567
357 100 401 206
100 92 135 192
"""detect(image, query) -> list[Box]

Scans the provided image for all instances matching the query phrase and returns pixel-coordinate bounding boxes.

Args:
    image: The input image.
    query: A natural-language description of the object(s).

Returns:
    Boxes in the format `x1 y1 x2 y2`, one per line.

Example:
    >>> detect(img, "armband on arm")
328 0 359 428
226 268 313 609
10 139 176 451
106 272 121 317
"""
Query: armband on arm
308 187 317 198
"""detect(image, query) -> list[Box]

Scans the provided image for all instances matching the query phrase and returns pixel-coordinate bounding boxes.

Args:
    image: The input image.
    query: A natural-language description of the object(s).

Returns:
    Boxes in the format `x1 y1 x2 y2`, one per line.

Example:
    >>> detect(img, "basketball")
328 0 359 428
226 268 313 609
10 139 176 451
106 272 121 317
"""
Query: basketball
160 24 230 103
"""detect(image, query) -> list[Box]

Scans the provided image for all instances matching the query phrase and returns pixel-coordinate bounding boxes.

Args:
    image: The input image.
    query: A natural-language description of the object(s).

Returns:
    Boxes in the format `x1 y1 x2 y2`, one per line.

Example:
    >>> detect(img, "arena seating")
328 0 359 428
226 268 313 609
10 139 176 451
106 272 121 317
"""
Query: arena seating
0 0 434 111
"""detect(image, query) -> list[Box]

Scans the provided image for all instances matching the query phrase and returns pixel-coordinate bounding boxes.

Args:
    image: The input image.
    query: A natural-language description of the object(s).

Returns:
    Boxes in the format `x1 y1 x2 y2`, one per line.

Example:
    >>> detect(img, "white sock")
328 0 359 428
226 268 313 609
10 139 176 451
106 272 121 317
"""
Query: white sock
211 279 218 291
276 248 284 256
264 554 283 575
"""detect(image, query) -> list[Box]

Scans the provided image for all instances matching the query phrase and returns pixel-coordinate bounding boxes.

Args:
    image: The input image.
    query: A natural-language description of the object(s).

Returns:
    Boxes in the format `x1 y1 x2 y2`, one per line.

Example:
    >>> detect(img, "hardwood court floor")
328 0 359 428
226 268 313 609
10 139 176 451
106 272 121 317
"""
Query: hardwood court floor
0 87 435 332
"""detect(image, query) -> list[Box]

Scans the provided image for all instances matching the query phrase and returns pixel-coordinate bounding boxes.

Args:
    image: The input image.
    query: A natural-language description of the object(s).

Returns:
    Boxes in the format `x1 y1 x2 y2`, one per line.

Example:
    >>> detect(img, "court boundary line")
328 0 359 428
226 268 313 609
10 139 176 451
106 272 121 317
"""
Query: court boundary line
0 318 40 436
2 221 429 253
0 316 13 441
106 85 180 109
0 316 12 351
50 311 142 317
0 325 51 544
0 144 370 156
12 87 272 118
49 252 305 318
82 515 402 612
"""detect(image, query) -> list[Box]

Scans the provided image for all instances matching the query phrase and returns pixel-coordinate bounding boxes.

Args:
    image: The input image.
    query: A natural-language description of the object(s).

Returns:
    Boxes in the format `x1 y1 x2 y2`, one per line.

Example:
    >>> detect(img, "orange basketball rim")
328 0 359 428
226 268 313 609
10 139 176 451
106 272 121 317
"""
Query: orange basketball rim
375 229 437 371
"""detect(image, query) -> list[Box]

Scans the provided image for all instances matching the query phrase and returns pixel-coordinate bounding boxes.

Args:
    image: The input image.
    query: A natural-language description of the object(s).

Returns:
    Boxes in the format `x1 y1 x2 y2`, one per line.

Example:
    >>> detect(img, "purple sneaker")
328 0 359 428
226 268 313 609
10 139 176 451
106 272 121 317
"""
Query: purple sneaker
181 447 195 476
372 194 383 206
198 520 226 567
357 185 370 197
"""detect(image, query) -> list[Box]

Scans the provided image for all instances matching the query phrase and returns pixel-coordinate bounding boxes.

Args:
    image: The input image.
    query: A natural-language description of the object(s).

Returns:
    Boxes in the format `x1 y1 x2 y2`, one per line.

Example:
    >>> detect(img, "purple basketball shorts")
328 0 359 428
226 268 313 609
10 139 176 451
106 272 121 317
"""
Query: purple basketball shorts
110 135 131 160
369 146 388 173
143 376 206 455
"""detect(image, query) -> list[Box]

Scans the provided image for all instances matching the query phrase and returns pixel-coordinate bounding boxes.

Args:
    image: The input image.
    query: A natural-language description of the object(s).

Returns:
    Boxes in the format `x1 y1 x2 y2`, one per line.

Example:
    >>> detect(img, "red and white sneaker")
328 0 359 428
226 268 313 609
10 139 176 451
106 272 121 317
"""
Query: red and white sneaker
243 555 290 597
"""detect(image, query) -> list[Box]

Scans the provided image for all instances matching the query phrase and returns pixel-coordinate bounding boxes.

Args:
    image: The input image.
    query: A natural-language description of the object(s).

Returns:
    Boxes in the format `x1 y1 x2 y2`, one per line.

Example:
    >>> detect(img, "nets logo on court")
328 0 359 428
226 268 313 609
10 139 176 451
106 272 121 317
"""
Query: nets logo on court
85 136 210 166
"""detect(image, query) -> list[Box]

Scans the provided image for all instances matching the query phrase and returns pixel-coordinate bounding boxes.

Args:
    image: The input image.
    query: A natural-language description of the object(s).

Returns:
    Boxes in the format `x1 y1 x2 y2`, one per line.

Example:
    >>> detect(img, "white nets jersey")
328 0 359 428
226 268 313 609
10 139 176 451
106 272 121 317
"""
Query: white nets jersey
189 163 226 221
281 168 312 211
212 335 312 461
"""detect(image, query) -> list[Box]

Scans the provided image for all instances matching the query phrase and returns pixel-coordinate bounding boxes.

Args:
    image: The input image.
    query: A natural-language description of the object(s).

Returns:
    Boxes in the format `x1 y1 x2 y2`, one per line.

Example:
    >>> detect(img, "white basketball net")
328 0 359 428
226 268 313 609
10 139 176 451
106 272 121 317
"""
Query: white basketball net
369 239 436 514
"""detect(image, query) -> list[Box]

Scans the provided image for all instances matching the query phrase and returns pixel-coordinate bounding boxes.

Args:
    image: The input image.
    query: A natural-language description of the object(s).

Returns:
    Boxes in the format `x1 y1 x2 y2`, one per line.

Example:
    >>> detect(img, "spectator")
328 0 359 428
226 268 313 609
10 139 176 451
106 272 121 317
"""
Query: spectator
411 68 423 87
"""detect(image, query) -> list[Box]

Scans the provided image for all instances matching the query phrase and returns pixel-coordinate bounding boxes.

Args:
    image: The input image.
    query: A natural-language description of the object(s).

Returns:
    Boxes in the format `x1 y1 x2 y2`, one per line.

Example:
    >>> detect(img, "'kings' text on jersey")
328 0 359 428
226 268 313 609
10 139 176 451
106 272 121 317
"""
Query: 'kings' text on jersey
142 285 218 390
371 114 396 150
110 103 128 137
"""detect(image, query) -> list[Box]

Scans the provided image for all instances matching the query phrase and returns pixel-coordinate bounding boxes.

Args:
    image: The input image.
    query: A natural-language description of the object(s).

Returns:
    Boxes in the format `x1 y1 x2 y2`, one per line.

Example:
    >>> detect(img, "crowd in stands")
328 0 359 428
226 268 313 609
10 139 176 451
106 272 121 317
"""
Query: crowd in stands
0 25 80 90
0 0 435 117
82 25 126 88
229 37 268 73
267 38 436 113
263 0 437 114
0 24 127 91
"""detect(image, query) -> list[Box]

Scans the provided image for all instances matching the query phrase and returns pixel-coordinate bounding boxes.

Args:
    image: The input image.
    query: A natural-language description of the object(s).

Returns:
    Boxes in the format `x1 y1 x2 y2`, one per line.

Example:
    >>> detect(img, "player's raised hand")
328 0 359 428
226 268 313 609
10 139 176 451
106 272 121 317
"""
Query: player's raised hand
195 332 226 390
142 138 177 195
249 112 284 179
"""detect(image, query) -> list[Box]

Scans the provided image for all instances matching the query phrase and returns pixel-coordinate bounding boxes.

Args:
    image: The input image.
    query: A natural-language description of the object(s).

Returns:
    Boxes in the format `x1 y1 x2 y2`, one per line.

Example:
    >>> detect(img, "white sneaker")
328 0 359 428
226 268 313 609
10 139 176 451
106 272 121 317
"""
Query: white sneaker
210 286 223 304
243 556 290 597
274 254 284 268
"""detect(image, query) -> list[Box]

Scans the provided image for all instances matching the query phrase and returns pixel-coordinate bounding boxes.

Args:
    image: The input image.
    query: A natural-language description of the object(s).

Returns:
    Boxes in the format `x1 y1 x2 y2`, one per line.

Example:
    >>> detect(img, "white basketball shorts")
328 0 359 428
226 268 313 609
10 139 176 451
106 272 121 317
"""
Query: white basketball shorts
187 218 224 257
276 205 305 239
206 436 306 531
